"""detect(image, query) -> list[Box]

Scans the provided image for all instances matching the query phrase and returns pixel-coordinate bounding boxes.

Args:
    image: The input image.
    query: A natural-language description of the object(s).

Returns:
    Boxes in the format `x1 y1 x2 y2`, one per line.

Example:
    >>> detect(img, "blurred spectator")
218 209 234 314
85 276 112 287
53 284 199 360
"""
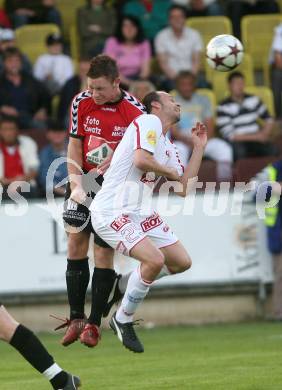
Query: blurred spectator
0 28 32 74
0 47 50 130
57 59 90 128
5 0 62 29
217 72 276 161
0 115 39 199
129 79 155 101
123 0 171 41
269 23 282 119
77 0 116 58
38 121 68 196
41 0 62 28
173 0 223 16
227 0 279 39
0 7 11 28
262 161 282 319
171 71 233 180
155 5 203 91
33 33 74 96
104 15 151 89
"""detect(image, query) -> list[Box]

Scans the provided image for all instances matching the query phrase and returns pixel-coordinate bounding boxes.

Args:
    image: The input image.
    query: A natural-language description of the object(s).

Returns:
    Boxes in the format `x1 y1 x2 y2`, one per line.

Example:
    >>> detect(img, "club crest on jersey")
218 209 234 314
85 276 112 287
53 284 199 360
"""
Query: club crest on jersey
141 213 163 232
110 215 131 232
146 130 156 146
86 143 112 165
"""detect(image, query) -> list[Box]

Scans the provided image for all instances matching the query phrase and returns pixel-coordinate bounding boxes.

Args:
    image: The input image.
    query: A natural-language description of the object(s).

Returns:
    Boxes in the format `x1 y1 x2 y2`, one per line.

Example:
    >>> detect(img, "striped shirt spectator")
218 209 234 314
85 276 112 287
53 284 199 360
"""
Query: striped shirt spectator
216 72 275 161
217 94 272 141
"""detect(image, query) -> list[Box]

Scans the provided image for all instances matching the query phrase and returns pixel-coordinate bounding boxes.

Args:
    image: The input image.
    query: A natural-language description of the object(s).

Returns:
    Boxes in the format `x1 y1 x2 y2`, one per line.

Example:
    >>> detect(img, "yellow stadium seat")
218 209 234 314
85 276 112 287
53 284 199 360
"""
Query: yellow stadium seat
0 0 4 8
263 57 271 87
187 16 232 70
186 16 232 47
196 88 216 116
70 24 80 62
56 0 85 41
244 86 275 117
15 24 60 63
241 14 282 71
207 53 254 103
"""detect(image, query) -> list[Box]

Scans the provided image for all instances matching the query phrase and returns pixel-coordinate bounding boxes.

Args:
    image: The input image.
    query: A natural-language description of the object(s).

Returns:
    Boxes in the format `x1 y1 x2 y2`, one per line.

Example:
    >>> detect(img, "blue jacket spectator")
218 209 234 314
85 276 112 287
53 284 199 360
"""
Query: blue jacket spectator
38 122 68 196
0 47 50 130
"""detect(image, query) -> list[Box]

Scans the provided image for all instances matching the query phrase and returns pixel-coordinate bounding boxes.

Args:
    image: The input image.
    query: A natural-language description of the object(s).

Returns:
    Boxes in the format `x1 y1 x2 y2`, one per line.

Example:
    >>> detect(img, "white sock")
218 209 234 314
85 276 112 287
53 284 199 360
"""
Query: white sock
118 272 131 294
116 266 152 323
118 265 172 294
43 363 62 381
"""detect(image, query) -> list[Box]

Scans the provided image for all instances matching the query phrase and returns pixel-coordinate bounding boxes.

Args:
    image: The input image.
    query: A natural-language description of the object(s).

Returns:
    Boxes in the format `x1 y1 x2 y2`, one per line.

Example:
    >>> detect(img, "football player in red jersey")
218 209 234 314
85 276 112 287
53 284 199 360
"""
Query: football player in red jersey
60 55 146 348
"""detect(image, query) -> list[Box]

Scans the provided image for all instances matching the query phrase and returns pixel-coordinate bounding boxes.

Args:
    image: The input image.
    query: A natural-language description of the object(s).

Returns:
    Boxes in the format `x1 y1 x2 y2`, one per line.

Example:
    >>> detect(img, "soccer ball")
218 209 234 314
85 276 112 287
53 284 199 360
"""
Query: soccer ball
206 34 244 72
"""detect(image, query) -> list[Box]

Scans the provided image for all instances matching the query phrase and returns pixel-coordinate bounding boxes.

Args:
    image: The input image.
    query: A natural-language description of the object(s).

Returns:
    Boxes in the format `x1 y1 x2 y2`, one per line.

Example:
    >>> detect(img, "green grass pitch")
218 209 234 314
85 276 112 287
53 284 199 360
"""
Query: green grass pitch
0 322 282 389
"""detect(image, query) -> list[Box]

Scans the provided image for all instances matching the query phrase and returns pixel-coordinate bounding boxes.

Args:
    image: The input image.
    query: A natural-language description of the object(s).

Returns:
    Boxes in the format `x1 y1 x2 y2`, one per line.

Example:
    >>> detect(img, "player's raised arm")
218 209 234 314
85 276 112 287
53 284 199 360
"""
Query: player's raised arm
176 122 207 197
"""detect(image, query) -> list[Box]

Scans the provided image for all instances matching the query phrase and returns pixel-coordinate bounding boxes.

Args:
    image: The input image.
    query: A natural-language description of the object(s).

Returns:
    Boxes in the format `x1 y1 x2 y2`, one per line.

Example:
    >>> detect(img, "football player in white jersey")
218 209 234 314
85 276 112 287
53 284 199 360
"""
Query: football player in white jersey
91 91 207 353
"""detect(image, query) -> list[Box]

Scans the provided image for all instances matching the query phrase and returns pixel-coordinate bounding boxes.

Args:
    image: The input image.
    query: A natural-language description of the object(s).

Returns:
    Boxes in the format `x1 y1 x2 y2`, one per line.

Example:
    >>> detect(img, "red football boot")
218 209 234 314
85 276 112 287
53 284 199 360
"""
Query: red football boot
51 315 87 346
80 323 101 348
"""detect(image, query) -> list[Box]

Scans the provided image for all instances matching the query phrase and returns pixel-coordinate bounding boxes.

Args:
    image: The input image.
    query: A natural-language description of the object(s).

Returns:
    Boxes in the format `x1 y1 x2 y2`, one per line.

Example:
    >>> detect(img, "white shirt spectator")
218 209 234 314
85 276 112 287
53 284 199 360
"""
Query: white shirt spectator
33 53 74 93
269 23 282 63
155 26 203 73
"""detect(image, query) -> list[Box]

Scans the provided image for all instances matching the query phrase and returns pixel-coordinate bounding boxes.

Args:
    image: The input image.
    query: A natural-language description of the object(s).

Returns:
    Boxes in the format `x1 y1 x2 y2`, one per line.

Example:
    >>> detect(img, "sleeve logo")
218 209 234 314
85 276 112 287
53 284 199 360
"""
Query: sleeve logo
146 130 156 146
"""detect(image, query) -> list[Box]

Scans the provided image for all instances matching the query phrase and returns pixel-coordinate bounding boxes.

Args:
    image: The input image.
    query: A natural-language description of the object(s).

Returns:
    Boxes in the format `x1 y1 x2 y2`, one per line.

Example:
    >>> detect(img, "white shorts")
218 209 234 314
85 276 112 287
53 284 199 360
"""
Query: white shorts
92 211 178 256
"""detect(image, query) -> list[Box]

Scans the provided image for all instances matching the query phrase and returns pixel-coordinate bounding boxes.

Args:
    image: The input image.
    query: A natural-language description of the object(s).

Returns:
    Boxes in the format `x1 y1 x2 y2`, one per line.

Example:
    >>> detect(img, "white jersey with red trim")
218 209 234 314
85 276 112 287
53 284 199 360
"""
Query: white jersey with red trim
91 114 184 217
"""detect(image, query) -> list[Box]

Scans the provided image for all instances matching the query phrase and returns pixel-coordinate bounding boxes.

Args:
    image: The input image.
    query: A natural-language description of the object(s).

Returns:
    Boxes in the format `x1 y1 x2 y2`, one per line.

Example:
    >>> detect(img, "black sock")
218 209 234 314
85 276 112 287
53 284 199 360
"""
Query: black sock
66 258 90 320
10 324 52 373
10 324 68 389
88 267 116 326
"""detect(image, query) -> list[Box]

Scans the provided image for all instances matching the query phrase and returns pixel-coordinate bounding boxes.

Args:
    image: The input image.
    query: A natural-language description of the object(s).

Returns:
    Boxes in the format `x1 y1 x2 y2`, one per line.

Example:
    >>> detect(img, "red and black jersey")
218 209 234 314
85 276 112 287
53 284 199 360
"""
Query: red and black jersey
68 90 146 172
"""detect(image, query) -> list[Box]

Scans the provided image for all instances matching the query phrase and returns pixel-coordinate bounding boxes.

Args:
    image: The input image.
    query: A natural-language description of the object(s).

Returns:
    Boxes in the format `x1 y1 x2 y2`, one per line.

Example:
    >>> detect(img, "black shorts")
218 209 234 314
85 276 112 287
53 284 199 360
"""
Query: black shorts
64 178 111 249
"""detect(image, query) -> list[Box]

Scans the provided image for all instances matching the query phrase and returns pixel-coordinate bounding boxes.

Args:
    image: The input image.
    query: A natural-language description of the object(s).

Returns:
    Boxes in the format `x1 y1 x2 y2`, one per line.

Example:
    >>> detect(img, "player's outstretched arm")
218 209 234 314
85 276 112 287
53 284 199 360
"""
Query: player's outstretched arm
176 122 207 197
134 149 180 181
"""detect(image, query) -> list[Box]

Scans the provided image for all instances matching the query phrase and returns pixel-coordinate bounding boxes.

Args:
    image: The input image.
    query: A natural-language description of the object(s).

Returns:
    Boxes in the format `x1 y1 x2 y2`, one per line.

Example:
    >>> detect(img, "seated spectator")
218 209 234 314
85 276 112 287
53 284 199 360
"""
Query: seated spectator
77 0 116 58
41 0 62 28
270 22 282 119
38 121 67 196
129 79 156 102
0 47 50 130
173 0 223 16
33 33 74 96
123 0 171 41
5 0 62 29
227 0 279 39
155 5 203 91
217 72 276 161
0 115 39 199
0 28 32 74
104 15 151 89
0 8 11 28
57 59 90 128
171 71 233 180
